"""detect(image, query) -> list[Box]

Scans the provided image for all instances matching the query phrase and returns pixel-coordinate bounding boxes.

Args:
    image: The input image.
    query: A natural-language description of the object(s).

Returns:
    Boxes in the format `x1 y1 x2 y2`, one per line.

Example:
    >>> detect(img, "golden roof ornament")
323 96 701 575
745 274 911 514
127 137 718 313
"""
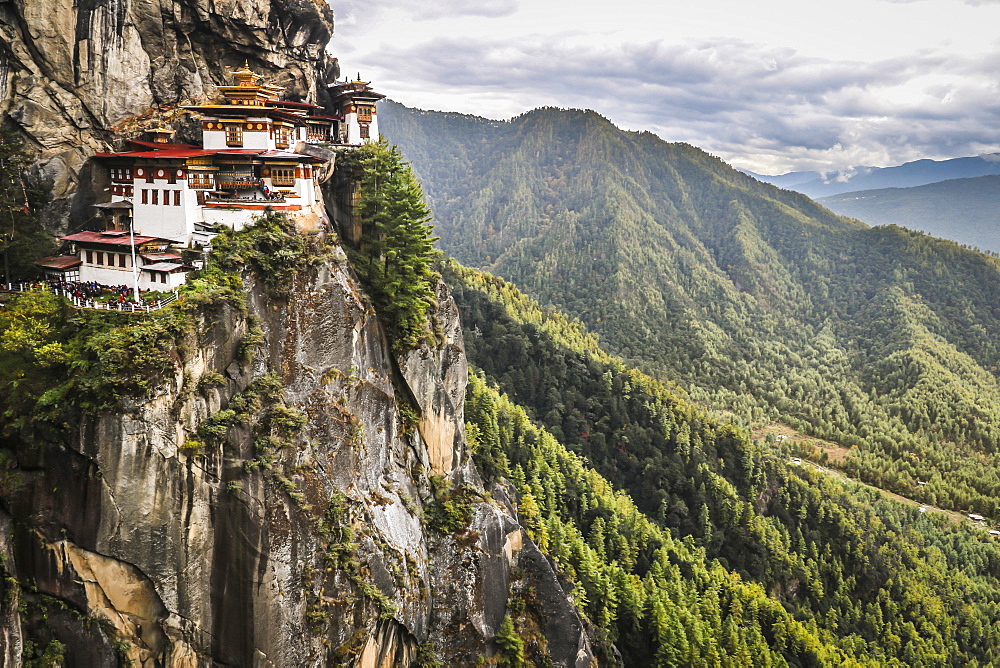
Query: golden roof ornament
146 127 175 143
232 61 258 87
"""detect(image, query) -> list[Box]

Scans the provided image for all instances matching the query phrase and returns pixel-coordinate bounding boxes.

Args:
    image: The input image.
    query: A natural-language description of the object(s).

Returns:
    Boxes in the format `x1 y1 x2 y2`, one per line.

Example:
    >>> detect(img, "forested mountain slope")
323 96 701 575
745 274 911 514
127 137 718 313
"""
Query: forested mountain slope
819 176 1000 253
380 100 1000 518
451 259 1000 666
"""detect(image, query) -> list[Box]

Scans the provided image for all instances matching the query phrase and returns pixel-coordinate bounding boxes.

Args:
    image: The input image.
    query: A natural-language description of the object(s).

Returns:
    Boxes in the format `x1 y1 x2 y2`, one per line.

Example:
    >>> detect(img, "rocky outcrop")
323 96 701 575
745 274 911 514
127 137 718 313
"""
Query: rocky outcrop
0 0 339 228
397 280 468 475
0 237 598 665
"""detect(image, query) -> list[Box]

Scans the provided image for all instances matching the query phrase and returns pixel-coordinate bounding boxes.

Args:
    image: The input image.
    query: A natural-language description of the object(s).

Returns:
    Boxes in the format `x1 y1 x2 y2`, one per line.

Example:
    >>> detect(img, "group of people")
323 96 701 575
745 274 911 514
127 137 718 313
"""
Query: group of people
49 280 126 301
48 280 159 309
259 181 284 200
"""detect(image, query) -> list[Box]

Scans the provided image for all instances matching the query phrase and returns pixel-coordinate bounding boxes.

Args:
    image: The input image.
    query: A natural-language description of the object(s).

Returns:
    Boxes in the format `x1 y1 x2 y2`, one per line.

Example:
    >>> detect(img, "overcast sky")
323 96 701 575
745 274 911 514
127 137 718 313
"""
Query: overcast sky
328 0 1000 175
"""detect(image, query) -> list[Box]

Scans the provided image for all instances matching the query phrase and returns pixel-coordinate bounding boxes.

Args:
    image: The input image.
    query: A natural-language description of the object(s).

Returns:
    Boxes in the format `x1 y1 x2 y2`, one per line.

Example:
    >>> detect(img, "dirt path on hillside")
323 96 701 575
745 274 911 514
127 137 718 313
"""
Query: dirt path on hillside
753 423 977 527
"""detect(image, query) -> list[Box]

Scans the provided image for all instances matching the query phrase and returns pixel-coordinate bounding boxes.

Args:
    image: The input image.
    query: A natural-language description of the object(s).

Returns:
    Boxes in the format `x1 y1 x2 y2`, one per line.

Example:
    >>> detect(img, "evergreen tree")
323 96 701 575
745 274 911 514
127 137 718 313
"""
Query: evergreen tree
494 613 527 667
343 137 439 348
0 128 53 281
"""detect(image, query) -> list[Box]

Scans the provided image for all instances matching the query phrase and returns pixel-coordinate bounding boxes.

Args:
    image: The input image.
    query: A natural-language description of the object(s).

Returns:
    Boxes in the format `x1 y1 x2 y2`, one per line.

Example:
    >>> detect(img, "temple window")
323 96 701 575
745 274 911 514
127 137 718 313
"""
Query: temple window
226 124 244 147
270 167 295 186
275 126 292 149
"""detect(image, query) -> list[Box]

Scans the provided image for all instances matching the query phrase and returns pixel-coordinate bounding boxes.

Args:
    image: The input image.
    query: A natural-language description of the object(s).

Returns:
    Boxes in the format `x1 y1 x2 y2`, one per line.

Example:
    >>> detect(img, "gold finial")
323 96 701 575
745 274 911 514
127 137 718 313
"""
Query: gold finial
233 61 258 87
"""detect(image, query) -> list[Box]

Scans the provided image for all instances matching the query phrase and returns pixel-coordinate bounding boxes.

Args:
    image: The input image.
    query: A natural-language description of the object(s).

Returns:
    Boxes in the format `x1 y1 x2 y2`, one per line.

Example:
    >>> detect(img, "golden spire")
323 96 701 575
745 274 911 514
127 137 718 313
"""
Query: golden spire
232 61 258 87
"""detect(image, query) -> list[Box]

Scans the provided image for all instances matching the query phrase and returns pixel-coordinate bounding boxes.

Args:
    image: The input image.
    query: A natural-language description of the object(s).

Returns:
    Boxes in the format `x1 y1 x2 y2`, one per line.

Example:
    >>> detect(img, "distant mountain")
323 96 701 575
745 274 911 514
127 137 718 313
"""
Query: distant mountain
379 99 1000 521
751 154 1000 199
819 176 1000 253
740 168 821 190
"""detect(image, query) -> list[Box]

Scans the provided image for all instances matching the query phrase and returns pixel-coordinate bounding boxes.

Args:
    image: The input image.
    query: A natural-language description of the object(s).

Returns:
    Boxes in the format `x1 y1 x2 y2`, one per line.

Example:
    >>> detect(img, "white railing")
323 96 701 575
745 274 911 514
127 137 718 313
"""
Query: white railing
2 283 179 313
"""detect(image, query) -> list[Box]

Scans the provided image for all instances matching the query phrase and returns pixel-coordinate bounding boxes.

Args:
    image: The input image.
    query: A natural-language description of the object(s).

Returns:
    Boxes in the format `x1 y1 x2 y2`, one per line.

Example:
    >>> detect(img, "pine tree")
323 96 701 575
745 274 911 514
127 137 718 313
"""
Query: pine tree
494 613 526 667
344 137 439 348
0 128 52 281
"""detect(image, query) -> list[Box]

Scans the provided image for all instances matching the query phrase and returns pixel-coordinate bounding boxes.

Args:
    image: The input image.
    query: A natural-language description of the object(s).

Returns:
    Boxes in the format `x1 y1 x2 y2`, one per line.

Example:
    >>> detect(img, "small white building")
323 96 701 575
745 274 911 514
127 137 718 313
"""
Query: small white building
328 77 385 144
58 231 189 290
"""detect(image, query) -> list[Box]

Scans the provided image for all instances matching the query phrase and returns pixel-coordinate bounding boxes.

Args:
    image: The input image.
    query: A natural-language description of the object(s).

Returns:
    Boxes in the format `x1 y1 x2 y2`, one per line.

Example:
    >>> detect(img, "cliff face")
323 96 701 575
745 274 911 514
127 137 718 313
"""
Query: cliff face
0 1 599 661
0 241 596 666
0 0 339 226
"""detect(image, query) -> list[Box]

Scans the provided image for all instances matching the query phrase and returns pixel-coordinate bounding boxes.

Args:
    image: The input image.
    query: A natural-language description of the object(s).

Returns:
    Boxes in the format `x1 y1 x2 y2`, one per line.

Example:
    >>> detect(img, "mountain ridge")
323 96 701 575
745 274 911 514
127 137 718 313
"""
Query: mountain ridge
379 98 1000 520
748 153 1000 199
818 175 1000 253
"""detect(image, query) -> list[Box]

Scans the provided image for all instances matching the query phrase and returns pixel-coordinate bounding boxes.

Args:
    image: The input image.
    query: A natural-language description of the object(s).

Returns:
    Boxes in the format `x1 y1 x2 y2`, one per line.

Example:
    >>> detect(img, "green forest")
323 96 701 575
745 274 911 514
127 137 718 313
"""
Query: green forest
450 259 1000 666
380 101 1000 521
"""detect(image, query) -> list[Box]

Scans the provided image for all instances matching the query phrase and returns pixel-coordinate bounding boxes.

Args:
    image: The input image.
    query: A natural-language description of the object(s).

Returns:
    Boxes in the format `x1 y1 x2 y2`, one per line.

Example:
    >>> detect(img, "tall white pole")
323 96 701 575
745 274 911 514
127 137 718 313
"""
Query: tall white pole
128 213 140 302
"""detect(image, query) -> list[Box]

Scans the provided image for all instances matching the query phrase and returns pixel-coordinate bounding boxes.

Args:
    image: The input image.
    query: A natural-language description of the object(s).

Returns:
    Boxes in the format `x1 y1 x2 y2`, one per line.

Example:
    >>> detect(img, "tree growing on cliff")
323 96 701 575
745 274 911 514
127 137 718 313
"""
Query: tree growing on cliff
0 127 53 281
344 138 439 348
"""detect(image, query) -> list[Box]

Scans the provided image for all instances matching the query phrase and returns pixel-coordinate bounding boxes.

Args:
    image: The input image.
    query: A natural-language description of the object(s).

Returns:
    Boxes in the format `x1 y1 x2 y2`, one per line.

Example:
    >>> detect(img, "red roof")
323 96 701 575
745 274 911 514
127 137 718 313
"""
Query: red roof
62 231 170 247
96 148 222 159
95 148 263 159
94 147 321 162
36 255 82 270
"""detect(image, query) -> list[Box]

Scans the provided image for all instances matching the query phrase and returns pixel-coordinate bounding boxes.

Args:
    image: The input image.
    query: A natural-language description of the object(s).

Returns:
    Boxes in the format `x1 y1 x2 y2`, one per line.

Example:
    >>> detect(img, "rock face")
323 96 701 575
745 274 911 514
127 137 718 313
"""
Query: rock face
0 1 600 662
0 0 339 228
0 239 597 665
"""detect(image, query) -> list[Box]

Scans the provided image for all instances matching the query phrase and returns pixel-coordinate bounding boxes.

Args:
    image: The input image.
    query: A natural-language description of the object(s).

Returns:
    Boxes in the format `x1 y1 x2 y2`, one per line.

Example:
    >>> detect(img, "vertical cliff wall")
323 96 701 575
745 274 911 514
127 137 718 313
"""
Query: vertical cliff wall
0 1 600 661
0 0 339 227
0 233 596 666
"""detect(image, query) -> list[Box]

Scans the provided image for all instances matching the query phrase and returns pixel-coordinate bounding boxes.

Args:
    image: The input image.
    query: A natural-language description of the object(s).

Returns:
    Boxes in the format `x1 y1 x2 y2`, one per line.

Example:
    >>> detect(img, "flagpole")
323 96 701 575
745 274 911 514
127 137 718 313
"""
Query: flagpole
128 213 140 302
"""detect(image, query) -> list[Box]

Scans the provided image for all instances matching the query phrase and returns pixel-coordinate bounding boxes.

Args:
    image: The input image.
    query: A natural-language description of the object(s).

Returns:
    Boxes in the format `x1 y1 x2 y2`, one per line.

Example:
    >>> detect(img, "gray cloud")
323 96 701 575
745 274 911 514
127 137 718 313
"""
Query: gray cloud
366 34 1000 173
880 0 1000 4
333 0 518 26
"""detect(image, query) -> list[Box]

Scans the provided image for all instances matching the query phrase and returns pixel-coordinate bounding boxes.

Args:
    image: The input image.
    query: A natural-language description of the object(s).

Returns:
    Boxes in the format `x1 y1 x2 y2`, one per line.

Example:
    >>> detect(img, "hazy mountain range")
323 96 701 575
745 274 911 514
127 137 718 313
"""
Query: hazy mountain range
745 153 1000 199
818 175 1000 253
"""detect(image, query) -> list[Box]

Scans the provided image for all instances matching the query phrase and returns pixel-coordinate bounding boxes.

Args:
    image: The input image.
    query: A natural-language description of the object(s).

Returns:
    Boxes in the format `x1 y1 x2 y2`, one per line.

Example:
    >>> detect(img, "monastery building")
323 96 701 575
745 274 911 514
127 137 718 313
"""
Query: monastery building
37 64 383 292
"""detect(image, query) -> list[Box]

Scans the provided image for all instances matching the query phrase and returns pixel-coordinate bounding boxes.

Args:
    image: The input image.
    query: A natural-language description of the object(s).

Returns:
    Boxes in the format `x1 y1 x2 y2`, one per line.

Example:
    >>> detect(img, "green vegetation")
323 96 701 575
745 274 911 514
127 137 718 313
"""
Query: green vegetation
494 613 527 667
383 102 1000 520
456 262 1000 665
338 138 440 348
188 210 326 303
0 212 320 442
0 128 54 281
423 475 476 534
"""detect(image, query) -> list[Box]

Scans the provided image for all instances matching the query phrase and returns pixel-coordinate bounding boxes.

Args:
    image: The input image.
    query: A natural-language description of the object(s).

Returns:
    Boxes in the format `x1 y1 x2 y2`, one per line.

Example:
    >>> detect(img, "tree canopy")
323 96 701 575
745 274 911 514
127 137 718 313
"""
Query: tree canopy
340 138 439 349
0 128 53 281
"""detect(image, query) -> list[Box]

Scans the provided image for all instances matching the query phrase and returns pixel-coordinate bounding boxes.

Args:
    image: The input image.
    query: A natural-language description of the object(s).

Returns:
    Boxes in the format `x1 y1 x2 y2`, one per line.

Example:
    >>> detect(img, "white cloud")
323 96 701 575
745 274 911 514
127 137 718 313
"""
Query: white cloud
329 0 1000 173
